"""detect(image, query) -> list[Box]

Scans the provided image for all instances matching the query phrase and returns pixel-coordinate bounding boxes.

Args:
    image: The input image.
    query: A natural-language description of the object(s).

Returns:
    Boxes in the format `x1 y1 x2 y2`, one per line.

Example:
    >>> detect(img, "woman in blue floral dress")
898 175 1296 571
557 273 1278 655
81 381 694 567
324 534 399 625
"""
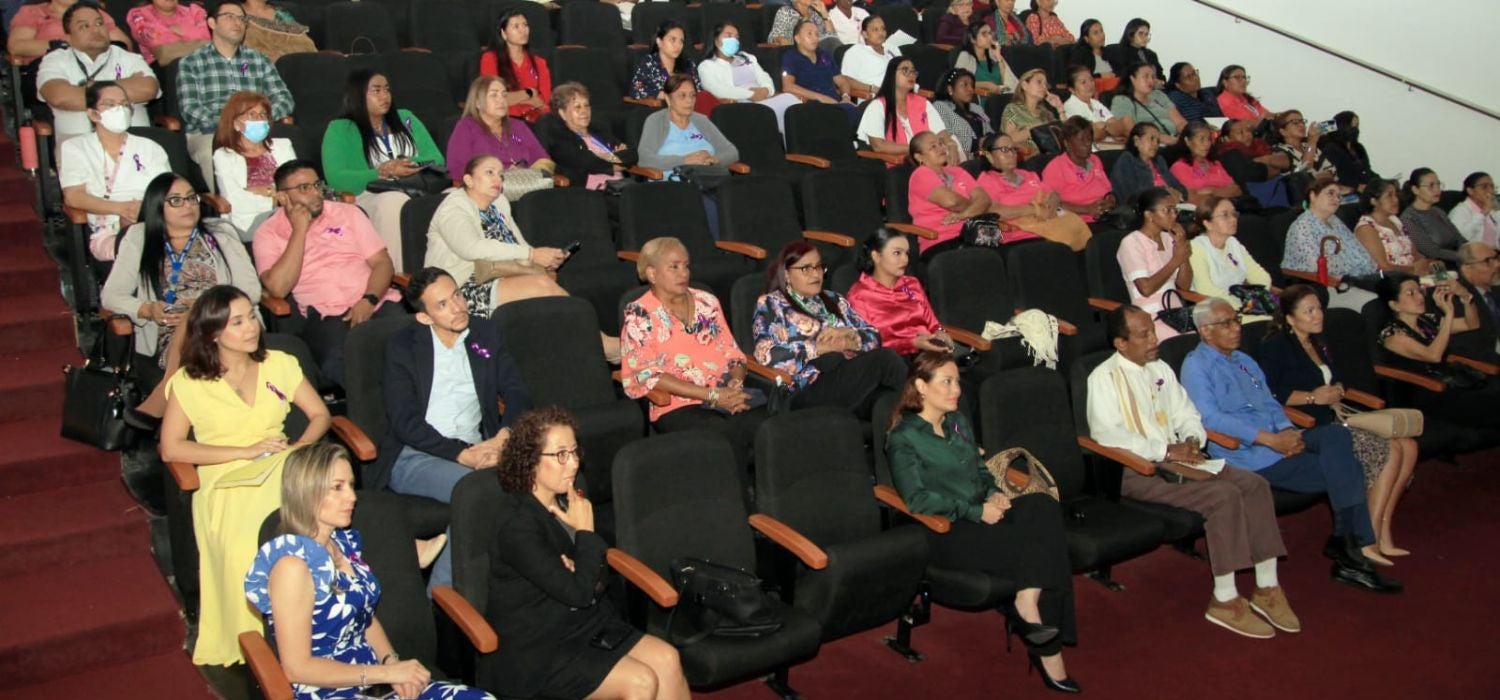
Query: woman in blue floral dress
245 443 494 700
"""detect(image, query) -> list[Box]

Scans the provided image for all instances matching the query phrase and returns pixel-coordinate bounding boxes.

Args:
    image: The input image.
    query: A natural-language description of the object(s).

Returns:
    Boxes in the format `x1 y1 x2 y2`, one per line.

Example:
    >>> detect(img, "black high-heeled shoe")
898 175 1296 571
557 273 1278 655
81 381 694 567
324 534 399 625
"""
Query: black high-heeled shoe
1004 616 1061 651
1028 654 1082 694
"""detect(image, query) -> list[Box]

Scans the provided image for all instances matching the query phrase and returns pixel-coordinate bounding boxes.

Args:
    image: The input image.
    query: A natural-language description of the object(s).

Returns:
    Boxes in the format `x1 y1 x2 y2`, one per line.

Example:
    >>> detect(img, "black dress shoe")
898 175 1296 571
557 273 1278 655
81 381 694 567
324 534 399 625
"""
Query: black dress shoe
1016 619 1061 647
1330 562 1404 593
1028 654 1083 694
1323 535 1347 561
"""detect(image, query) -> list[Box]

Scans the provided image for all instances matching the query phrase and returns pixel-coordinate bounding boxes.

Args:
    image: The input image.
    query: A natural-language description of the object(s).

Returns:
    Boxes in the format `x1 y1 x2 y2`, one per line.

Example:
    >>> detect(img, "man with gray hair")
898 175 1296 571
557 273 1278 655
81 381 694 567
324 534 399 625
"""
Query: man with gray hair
1452 241 1500 359
1180 298 1402 594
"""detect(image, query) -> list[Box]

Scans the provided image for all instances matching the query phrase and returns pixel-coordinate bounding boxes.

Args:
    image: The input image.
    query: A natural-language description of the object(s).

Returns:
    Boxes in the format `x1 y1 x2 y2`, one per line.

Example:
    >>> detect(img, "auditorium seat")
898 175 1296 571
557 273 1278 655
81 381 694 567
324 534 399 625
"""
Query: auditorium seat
324 1 401 54
513 188 638 335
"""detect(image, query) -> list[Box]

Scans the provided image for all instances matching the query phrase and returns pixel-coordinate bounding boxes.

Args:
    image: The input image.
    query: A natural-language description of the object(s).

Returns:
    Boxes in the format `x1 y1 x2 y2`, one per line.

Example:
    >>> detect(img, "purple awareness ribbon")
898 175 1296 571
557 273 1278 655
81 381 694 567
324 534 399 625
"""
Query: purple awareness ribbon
239 62 249 75
325 226 343 237
469 342 491 359
1227 252 1240 267
133 154 143 171
265 381 287 402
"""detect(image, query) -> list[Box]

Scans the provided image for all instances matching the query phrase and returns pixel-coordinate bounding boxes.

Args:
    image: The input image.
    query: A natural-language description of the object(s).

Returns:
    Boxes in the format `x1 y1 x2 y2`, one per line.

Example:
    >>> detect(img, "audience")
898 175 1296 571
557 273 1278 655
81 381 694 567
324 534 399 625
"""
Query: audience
840 15 899 95
1117 187 1193 339
697 22 800 125
102 172 258 421
638 75 739 180
126 0 210 65
1214 65 1275 124
846 228 952 356
781 19 857 113
1087 305 1297 639
752 242 906 413
1061 66 1130 148
1109 122 1187 209
974 133 1090 250
239 0 311 63
931 68 992 160
1187 196 1271 320
1214 119 1281 180
1400 168 1466 264
988 0 1032 46
1281 175 1378 310
177 1 294 189
1269 110 1329 178
1106 18 1161 78
375 266 531 591
1353 179 1433 276
58 80 171 261
1319 111 1374 191
999 68 1063 156
537 82 636 191
8 0 130 64
487 407 690 700
445 76 552 204
158 284 332 665
908 131 993 257
1041 116 1116 223
245 442 495 700
479 9 551 122
212 90 297 235
935 0 973 46
888 352 1079 690
827 0 869 46
629 20 700 102
1450 172 1499 246
1453 241 1500 359
1163 62 1221 122
1256 285 1419 566
1109 62 1184 145
1068 18 1116 93
768 0 834 47
1376 273 1500 428
37 2 158 144
1024 0 1074 45
859 58 948 157
954 21 1016 99
1169 122 1243 206
1180 297 1402 593
254 159 404 385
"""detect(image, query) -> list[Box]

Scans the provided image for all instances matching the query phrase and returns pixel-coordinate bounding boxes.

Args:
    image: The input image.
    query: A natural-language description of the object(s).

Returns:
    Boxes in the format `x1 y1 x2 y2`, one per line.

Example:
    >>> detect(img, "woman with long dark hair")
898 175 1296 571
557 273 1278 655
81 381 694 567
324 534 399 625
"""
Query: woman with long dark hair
1353 178 1433 275
1400 167 1466 264
1215 64 1276 123
159 284 330 665
1376 272 1500 428
857 56 951 158
102 172 259 419
1067 18 1116 93
1320 111 1375 190
479 8 551 121
954 20 1016 99
1163 62 1221 122
886 352 1080 693
1117 187 1193 339
1106 18 1160 77
1169 121 1242 206
845 228 952 356
629 19 701 101
1108 62 1184 145
752 241 905 413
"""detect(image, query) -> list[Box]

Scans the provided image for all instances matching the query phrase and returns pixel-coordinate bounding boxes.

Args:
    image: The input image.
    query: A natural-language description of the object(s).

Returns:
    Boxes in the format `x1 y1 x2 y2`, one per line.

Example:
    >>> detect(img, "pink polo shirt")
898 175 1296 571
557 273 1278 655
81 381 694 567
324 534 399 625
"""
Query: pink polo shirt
1216 91 1271 120
1042 154 1112 222
1170 158 1235 190
909 165 979 252
252 202 400 317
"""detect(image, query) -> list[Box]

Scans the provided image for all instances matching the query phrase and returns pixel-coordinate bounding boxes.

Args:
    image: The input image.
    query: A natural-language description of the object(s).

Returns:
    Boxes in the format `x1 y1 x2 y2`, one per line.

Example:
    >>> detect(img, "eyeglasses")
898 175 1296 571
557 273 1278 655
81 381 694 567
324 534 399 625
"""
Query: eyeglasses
165 193 201 208
1200 315 1243 330
239 110 269 120
1286 119 1306 126
1421 181 1444 190
1465 255 1500 266
898 67 918 77
1229 74 1250 81
541 447 585 465
988 145 1018 155
1212 210 1240 219
213 13 247 23
94 100 127 110
278 180 328 194
789 263 827 275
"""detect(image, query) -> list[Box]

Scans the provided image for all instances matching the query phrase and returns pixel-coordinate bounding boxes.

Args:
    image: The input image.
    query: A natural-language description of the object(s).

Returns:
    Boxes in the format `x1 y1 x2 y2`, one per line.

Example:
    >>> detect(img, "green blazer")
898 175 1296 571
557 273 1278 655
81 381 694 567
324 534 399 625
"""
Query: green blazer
887 411 998 523
321 108 445 194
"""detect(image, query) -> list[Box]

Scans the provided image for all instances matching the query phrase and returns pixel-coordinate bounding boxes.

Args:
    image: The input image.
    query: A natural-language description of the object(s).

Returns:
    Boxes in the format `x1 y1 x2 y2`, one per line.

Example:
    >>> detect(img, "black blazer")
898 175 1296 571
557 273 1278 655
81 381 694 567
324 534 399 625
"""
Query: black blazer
535 114 639 188
369 320 532 490
1109 150 1187 203
1254 331 1338 425
1104 43 1162 79
1453 277 1500 362
1068 43 1113 77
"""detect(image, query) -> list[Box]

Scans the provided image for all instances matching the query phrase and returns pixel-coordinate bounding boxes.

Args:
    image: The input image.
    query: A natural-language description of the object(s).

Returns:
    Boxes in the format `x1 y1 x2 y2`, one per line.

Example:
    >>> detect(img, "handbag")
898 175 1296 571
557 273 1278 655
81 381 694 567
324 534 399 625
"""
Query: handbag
364 167 450 199
60 332 137 451
243 16 315 63
667 557 782 645
1332 403 1424 439
984 447 1060 501
1156 289 1197 335
1420 361 1486 391
1029 121 1063 155
960 212 1006 247
501 167 554 202
1228 284 1279 317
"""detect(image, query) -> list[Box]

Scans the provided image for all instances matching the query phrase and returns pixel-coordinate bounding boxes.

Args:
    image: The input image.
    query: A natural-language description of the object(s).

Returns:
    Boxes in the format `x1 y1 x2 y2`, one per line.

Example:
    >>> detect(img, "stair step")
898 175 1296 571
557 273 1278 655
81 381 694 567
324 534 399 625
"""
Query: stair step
0 292 75 355
0 243 57 297
0 417 120 498
0 347 77 423
0 480 147 579
0 201 41 244
0 553 184 688
9 650 216 700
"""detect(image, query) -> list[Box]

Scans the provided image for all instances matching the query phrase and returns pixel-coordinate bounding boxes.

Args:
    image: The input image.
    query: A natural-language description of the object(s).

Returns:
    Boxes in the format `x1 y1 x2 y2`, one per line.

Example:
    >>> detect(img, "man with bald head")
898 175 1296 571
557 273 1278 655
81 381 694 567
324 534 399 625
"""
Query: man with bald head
1452 241 1500 359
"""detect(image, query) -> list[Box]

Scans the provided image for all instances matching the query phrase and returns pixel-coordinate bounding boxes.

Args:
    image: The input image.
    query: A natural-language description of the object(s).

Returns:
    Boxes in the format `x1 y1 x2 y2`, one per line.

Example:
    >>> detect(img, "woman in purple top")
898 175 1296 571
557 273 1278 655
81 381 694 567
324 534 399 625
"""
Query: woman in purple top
446 76 552 185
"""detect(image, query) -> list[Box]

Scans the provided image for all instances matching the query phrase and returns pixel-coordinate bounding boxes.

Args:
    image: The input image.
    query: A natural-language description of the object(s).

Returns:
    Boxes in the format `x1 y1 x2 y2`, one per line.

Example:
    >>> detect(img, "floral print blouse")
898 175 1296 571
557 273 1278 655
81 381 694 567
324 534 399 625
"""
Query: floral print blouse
621 288 745 421
752 289 881 390
1281 210 1377 278
629 53 701 100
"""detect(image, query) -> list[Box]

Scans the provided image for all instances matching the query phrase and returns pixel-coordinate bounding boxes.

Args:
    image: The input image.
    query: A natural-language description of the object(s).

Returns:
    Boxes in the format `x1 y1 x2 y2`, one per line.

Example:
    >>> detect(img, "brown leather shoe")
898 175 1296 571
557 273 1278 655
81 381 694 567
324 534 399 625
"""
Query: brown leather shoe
1205 596 1275 639
1250 586 1302 633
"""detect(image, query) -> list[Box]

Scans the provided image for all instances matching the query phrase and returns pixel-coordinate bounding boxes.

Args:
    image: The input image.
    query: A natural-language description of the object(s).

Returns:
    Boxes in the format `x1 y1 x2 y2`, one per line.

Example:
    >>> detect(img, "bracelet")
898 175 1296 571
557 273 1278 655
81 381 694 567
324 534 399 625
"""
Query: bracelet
381 652 399 664
359 665 367 687
706 388 719 407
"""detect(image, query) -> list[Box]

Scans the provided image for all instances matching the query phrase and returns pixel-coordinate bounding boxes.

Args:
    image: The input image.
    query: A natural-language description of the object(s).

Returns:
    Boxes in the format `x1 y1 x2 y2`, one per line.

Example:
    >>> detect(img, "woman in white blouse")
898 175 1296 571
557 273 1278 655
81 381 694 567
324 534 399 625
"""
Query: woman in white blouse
211 90 297 237
1060 66 1130 148
839 15 898 95
1451 172 1500 247
1188 195 1272 322
698 21 801 130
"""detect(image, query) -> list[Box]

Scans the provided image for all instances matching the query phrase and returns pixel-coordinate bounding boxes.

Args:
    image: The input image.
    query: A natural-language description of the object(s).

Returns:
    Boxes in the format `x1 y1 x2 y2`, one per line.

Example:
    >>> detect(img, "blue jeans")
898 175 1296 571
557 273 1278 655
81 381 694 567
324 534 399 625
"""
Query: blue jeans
389 446 470 593
1253 425 1375 546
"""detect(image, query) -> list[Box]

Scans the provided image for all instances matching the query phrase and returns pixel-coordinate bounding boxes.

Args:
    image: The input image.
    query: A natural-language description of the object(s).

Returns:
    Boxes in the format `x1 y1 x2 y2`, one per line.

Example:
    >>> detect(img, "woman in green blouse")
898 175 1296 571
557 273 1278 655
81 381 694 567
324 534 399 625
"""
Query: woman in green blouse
886 352 1081 694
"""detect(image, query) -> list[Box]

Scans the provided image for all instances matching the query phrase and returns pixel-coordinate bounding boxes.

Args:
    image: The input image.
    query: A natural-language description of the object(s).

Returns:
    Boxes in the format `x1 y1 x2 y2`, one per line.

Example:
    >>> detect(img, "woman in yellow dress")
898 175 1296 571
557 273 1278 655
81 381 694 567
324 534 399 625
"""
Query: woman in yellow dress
160 284 331 665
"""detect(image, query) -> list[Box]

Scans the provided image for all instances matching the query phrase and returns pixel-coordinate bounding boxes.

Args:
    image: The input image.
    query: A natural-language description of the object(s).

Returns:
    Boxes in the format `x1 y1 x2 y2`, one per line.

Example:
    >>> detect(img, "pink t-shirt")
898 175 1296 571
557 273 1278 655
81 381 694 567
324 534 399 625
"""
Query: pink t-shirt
252 202 401 317
1042 153 1112 222
1147 161 1167 187
11 4 121 63
1170 159 1235 190
909 165 979 252
1117 229 1184 339
1216 91 1271 120
125 4 210 64
975 169 1045 207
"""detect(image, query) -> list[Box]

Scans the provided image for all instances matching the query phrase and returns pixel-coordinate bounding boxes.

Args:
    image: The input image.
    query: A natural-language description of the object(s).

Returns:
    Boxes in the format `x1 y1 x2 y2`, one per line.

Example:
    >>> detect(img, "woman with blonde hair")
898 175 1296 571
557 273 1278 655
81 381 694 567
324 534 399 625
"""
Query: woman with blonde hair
446 75 555 202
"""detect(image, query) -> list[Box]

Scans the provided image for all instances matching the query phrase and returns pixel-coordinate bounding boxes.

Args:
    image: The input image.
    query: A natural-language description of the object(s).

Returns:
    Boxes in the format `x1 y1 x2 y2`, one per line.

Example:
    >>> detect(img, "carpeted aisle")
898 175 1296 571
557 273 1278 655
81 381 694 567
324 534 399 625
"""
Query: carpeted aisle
0 130 215 698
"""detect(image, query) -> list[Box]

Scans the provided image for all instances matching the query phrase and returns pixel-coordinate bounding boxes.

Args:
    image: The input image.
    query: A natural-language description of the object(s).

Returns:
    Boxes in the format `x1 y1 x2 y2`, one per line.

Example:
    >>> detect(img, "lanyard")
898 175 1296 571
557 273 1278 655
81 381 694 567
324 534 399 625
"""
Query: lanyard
163 227 200 305
72 49 111 85
102 134 130 198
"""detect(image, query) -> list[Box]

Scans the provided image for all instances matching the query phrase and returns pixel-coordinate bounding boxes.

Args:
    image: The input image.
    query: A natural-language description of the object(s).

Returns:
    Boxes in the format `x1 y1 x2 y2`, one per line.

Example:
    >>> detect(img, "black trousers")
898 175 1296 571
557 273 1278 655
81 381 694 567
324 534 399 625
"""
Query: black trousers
793 348 908 418
301 302 407 387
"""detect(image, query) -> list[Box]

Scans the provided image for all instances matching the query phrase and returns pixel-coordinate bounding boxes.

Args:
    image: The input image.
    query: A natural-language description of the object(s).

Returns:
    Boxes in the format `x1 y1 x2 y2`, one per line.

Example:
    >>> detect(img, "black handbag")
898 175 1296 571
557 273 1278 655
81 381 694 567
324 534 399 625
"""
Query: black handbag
667 557 782 645
364 166 450 198
1156 289 1197 334
959 212 1006 248
60 332 137 451
1424 361 1486 391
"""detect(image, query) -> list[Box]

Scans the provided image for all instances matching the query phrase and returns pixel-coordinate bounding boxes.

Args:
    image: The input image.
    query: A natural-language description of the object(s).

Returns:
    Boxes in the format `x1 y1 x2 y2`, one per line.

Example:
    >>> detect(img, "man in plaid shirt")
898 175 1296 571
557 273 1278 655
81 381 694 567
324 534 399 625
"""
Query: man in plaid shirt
176 0 293 191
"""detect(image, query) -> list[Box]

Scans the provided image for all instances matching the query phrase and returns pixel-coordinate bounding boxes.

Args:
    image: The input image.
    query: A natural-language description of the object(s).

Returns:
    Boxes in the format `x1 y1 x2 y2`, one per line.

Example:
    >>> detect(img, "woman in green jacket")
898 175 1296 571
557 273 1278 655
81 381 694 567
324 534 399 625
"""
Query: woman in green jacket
886 352 1081 694
321 69 444 268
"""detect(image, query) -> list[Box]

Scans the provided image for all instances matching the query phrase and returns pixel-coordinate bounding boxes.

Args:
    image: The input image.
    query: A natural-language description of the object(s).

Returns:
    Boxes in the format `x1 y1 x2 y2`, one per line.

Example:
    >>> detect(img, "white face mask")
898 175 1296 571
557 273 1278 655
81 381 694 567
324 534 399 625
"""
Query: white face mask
98 105 131 134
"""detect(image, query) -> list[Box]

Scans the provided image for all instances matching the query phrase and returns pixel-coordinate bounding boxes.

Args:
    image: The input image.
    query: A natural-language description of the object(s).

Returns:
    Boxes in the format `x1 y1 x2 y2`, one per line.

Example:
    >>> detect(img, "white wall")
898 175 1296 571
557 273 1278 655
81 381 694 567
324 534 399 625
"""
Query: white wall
1060 0 1500 188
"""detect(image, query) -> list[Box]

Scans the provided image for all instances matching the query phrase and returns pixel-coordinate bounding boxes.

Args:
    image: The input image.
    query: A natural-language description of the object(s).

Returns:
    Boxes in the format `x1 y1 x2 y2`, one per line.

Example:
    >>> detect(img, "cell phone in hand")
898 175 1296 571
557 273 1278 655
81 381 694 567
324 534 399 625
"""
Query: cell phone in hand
563 240 582 255
356 684 398 700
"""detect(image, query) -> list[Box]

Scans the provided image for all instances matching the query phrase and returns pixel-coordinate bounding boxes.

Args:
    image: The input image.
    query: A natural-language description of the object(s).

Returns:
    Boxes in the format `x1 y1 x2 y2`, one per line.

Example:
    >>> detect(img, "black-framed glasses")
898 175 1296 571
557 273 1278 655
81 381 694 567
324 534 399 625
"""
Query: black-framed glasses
1201 315 1243 330
165 193 201 208
278 180 329 194
898 66 918 77
988 145 1018 155
541 447 585 465
790 263 828 275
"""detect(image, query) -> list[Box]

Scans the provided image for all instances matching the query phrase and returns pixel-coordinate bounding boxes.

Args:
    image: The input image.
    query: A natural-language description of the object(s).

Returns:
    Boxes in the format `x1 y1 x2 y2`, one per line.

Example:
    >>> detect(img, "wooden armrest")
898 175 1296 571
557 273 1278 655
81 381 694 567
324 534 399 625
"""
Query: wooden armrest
1175 287 1208 304
1344 388 1385 409
9 55 29 67
975 83 997 97
432 585 499 654
748 513 828 570
329 416 376 462
715 240 767 260
746 361 793 387
617 250 640 262
848 85 875 101
1283 406 1316 429
99 312 133 336
856 150 905 165
556 44 587 50
202 193 231 215
1014 307 1076 335
33 119 53 137
873 485 951 533
1088 297 1122 312
803 230 855 247
728 162 750 175
63 204 89 225
237 632 292 700
1280 267 1340 287
401 46 432 54
151 115 182 131
607 548 678 608
885 223 939 240
622 96 663 109
916 88 935 100
785 153 831 168
1450 354 1499 376
260 293 291 317
943 325 991 352
1205 429 1240 450
931 43 956 51
277 116 294 125
552 174 570 187
612 370 671 407
626 165 663 181
166 460 199 492
1373 364 1445 392
1076 435 1156 476
391 273 411 290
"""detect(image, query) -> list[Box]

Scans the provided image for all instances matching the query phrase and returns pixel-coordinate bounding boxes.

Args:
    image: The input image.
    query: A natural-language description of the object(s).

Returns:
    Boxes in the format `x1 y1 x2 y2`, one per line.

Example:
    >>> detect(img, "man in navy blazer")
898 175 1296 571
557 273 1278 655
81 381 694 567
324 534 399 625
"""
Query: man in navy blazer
379 266 532 589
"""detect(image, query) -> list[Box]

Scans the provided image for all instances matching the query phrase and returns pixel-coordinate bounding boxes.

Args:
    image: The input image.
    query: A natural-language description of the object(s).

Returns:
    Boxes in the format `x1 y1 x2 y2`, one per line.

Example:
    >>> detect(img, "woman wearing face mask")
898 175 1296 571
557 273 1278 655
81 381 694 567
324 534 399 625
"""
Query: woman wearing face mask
212 90 297 236
974 133 1091 251
1109 62 1184 145
1320 111 1374 190
1109 123 1187 209
697 21 799 126
59 80 172 262
1169 122 1242 207
1164 62 1221 123
1061 65 1130 148
1041 116 1116 222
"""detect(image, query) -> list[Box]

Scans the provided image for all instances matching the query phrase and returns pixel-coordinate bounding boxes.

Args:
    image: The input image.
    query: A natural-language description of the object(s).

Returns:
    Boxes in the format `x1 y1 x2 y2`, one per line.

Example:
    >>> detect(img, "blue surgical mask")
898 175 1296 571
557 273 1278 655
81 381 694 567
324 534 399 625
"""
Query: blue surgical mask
242 120 270 144
720 37 740 57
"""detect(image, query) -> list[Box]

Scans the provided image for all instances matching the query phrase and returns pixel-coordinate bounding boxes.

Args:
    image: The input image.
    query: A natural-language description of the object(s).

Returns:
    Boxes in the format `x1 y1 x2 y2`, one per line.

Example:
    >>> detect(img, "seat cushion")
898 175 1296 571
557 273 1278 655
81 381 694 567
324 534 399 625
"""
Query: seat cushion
1271 488 1324 516
925 565 1017 610
674 598 822 687
1062 497 1164 572
794 525 928 642
1119 498 1206 543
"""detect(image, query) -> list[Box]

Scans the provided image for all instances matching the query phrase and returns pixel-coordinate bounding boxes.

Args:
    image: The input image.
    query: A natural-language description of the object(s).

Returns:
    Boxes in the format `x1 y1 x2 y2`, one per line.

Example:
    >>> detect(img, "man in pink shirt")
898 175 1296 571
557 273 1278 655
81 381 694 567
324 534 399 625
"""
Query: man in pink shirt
254 159 405 385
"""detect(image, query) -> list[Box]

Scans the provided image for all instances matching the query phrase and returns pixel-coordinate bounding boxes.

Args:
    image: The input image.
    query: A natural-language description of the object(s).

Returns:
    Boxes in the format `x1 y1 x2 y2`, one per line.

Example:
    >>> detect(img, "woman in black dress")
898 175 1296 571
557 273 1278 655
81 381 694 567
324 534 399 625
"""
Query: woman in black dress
1376 273 1500 429
489 407 689 699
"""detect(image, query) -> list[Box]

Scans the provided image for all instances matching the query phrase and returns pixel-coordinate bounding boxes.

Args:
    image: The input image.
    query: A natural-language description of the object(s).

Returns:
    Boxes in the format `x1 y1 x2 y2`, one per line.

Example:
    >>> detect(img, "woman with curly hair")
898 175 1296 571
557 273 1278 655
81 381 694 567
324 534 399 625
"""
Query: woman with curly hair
486 407 689 700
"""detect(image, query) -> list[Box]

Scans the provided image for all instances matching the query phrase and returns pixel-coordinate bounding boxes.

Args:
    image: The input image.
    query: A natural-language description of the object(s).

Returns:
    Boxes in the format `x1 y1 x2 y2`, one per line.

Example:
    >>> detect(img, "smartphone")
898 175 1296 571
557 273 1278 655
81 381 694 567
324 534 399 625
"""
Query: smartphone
357 684 398 700
1314 119 1337 134
563 240 582 255
930 335 953 350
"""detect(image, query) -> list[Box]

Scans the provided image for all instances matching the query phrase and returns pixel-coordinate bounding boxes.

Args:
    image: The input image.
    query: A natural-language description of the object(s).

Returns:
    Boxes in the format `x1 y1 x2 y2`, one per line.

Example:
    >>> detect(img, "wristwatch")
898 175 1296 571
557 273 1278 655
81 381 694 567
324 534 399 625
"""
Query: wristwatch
362 293 380 306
